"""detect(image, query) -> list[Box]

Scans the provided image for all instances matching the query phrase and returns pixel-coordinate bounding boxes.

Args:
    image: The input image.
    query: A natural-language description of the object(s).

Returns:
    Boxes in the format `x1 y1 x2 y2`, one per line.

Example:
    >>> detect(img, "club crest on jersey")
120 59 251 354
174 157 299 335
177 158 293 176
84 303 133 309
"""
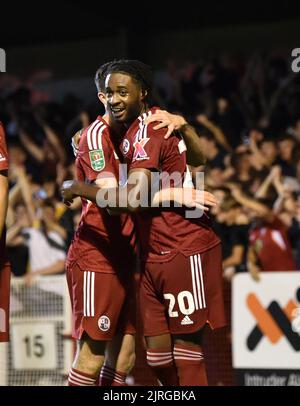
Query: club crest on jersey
133 137 150 161
98 315 110 332
89 149 105 171
122 139 130 155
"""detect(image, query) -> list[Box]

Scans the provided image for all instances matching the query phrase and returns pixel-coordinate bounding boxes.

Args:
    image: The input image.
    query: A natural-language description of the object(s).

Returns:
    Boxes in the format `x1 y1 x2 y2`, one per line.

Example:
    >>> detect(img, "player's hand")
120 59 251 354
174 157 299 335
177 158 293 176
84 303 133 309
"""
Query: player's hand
174 188 219 211
194 189 219 211
144 109 187 139
61 180 77 206
71 130 83 157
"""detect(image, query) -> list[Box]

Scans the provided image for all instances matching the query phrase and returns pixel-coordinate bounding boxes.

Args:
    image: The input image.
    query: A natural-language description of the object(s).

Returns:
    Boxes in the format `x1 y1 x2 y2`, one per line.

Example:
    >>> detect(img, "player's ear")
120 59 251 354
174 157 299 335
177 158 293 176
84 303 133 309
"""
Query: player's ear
141 89 148 101
98 92 107 106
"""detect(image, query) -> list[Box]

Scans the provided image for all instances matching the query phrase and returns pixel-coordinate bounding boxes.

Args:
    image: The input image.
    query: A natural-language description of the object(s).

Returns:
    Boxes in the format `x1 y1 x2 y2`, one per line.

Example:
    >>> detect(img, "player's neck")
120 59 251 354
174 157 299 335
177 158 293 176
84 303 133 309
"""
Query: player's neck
123 103 149 129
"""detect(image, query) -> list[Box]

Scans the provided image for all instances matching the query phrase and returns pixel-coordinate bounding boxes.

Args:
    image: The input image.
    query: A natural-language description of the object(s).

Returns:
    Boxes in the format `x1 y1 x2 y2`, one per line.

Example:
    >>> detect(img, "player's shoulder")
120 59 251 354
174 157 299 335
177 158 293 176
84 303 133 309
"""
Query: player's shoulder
128 110 166 145
0 121 5 139
80 116 110 151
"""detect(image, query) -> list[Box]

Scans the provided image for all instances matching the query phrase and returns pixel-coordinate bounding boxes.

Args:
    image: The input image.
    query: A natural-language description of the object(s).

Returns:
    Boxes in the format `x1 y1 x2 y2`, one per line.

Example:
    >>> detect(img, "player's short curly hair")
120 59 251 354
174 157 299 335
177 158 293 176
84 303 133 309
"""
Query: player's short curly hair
94 62 111 92
94 59 153 101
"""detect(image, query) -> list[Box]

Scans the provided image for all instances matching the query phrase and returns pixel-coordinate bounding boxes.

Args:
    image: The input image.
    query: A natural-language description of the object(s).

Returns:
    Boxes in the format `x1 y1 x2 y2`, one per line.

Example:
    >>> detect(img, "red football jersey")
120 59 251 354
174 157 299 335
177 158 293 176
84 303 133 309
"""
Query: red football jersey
67 116 136 274
249 217 297 271
0 122 8 172
0 122 8 260
121 108 220 263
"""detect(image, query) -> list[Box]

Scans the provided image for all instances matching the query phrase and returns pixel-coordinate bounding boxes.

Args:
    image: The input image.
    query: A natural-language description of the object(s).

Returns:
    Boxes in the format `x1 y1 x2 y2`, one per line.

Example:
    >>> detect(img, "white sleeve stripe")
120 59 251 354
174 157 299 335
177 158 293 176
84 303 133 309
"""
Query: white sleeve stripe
97 125 107 151
92 122 104 149
140 124 145 140
87 120 100 150
143 123 148 139
140 126 144 141
135 128 141 142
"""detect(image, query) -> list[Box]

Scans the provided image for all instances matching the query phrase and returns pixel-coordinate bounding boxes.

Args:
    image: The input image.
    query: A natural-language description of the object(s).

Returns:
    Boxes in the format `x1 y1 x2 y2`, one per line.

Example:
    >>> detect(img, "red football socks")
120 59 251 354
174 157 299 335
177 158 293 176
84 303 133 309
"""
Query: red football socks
111 370 127 386
68 367 97 386
173 343 208 386
146 349 178 386
98 365 115 386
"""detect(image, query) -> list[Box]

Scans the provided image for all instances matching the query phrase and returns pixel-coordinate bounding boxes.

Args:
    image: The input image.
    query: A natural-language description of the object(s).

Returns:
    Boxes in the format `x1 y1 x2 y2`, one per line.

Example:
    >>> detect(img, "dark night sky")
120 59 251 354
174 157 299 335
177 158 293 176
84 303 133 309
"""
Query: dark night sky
1 1 299 48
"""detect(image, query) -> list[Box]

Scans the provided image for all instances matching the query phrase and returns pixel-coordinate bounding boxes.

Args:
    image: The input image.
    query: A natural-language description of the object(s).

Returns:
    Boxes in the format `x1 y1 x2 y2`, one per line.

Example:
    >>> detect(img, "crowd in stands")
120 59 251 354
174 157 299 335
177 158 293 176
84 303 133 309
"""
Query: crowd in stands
1 51 300 283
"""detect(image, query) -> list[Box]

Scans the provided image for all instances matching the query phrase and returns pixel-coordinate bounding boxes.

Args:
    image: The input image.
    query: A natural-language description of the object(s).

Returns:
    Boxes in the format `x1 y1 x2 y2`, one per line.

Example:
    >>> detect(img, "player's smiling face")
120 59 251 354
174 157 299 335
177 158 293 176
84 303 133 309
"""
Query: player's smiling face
105 72 146 125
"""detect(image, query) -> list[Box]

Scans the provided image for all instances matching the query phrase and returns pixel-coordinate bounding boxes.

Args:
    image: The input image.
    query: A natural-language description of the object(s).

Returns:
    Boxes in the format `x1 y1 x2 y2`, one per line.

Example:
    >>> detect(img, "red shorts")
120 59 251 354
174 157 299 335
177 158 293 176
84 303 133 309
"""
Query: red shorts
66 262 136 340
140 244 226 336
0 260 11 342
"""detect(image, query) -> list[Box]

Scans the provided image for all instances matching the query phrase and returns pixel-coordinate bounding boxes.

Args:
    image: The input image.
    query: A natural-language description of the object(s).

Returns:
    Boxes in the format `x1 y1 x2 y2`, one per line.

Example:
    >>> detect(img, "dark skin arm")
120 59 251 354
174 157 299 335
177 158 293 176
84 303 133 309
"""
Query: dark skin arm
62 169 152 212
144 110 206 166
61 169 218 212
180 123 207 167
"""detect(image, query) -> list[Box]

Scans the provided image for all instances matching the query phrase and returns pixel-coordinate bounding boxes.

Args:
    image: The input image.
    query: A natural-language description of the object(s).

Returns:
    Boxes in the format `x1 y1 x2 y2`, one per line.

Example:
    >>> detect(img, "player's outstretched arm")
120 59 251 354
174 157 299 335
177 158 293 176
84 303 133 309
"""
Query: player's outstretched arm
61 173 218 213
144 109 206 167
152 188 218 212
61 170 151 212
61 180 98 206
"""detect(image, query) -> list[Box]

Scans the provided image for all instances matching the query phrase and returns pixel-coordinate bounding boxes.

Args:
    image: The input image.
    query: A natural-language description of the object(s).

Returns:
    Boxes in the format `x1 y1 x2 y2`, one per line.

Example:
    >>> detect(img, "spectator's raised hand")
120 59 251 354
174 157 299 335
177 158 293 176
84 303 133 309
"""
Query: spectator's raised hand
56 162 67 186
249 129 263 144
269 165 282 180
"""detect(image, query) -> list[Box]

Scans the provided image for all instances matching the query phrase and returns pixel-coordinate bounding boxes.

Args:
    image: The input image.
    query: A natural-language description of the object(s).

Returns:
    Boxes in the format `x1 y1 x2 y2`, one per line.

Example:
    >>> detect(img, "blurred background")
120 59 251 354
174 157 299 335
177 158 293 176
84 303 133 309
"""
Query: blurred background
1 1 300 386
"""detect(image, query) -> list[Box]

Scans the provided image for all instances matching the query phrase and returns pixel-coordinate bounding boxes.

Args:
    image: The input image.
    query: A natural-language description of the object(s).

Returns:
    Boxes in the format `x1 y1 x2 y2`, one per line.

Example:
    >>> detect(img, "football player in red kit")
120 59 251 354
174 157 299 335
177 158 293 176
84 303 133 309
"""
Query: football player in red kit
62 60 224 386
66 76 208 386
0 122 10 343
66 111 139 386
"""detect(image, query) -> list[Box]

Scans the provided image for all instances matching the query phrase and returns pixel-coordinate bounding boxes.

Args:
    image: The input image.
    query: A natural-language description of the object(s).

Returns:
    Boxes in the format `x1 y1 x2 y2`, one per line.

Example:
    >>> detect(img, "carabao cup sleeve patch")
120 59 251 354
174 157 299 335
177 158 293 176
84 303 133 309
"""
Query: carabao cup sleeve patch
89 149 105 171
